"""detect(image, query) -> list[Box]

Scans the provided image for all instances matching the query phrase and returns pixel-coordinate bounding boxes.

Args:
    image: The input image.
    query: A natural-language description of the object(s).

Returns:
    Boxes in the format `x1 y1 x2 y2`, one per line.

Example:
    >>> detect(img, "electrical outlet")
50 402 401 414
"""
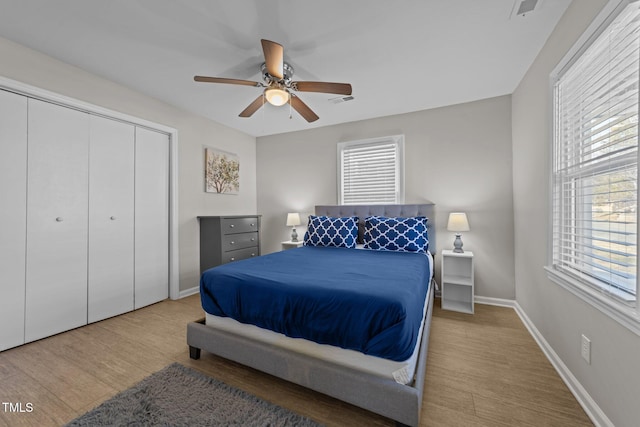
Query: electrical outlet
581 334 591 364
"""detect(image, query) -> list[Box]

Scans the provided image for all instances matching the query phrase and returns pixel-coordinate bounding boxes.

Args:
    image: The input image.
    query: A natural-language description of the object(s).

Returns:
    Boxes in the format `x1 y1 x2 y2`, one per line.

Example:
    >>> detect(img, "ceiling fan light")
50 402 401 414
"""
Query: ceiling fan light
265 87 290 106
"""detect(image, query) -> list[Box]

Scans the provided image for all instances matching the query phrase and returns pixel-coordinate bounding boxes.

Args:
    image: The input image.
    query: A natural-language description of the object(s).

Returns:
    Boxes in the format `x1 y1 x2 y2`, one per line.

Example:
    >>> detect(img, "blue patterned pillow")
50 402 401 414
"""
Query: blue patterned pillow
303 215 358 248
364 216 429 253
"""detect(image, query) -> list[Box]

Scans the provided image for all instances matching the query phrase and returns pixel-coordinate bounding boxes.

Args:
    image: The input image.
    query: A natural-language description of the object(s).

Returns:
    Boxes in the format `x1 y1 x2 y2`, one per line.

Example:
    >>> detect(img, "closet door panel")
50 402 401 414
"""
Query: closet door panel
0 90 27 351
88 116 135 323
25 99 89 343
134 127 169 308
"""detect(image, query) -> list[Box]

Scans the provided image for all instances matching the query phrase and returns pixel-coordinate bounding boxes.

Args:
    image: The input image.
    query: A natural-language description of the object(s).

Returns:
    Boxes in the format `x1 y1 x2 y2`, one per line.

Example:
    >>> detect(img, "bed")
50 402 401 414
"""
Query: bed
187 203 435 426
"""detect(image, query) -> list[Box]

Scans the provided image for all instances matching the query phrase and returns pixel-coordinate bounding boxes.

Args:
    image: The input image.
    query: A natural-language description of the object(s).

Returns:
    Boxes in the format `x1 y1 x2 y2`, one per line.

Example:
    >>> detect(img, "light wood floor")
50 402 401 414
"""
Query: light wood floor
0 295 593 427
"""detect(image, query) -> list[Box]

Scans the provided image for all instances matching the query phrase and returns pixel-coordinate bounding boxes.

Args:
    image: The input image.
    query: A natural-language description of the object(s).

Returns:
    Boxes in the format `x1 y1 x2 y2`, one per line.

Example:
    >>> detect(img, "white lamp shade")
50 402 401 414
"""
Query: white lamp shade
447 212 470 232
286 212 301 227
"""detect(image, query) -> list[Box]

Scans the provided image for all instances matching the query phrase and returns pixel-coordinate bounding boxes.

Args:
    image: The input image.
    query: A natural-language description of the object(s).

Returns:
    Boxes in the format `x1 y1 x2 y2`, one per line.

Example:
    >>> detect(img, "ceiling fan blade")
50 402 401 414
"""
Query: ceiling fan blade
293 81 352 95
239 95 265 118
290 95 319 122
261 39 284 79
194 76 261 87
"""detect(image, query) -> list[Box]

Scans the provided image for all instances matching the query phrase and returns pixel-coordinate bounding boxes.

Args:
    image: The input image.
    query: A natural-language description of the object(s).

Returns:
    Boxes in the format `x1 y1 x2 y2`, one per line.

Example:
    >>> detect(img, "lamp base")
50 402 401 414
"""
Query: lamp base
291 227 298 242
453 234 464 253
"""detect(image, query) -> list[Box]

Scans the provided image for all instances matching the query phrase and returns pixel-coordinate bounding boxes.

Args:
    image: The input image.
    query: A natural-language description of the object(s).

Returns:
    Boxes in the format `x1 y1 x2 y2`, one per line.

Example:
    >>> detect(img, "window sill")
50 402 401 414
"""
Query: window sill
544 266 640 337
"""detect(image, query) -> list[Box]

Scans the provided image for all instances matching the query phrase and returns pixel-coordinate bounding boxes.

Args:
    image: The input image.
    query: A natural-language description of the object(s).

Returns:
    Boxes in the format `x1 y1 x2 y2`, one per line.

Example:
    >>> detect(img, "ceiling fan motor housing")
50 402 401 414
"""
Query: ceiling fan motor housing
261 62 294 86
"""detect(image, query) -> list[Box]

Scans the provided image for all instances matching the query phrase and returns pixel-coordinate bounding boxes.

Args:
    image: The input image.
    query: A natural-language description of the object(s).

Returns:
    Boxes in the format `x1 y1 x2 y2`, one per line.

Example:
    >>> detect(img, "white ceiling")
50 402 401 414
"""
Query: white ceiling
0 0 571 137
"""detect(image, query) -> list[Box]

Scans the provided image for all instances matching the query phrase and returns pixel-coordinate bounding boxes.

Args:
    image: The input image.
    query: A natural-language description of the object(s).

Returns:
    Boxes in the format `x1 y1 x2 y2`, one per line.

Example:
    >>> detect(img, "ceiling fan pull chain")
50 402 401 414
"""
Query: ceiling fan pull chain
289 97 292 119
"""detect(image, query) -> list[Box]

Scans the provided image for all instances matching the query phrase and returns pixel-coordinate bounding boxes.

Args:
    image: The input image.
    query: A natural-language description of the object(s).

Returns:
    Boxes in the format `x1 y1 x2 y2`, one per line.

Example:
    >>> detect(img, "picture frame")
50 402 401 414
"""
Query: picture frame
204 146 239 194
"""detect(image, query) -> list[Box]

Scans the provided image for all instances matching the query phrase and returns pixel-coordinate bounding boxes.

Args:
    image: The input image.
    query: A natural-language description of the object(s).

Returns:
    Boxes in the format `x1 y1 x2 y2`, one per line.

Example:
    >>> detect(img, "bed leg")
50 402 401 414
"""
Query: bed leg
189 345 201 360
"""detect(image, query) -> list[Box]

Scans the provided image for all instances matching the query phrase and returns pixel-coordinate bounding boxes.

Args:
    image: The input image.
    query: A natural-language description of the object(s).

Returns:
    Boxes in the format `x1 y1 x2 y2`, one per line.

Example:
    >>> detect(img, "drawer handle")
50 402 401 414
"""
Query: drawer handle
230 241 235 245
230 224 235 228
250 223 255 227
230 257 235 261
110 216 117 220
251 253 256 257
56 217 63 222
250 238 255 241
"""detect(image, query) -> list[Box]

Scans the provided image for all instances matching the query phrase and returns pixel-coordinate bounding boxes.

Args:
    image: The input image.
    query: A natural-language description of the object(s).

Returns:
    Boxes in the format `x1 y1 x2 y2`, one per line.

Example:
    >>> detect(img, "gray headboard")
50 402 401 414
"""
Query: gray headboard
314 203 435 254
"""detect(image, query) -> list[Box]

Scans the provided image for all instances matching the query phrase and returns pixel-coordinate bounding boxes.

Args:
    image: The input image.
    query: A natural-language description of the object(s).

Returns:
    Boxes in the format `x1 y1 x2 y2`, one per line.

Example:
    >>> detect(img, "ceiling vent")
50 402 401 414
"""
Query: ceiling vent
511 0 542 18
330 95 354 104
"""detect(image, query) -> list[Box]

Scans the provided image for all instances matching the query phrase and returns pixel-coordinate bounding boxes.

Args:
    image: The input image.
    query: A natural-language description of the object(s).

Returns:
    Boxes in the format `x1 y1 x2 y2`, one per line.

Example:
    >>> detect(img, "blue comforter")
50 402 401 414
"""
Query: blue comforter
200 245 431 361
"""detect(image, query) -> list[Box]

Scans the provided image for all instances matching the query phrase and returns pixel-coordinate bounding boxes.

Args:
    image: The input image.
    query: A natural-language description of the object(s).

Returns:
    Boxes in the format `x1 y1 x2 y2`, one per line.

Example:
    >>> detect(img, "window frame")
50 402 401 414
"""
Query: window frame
337 135 405 205
546 0 640 335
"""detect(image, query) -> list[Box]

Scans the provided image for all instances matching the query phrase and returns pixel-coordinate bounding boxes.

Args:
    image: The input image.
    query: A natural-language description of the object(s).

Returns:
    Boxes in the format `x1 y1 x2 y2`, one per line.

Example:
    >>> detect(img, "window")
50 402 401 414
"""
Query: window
338 135 404 205
548 0 640 332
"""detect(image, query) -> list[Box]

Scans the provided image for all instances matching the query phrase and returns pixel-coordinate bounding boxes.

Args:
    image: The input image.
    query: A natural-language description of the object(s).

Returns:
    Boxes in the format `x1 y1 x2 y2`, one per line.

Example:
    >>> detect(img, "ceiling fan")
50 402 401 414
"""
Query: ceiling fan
194 39 352 123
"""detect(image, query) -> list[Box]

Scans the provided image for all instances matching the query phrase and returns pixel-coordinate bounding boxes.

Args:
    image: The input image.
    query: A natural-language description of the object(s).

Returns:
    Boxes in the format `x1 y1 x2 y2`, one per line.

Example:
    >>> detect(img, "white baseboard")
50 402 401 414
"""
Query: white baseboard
474 295 516 308
510 301 613 427
177 285 200 299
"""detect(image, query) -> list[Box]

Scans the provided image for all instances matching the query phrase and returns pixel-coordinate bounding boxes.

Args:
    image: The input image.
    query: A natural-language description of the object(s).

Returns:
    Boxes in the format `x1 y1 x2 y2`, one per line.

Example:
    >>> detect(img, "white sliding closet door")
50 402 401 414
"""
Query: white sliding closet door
25 99 89 343
134 127 169 308
0 90 27 351
88 116 135 323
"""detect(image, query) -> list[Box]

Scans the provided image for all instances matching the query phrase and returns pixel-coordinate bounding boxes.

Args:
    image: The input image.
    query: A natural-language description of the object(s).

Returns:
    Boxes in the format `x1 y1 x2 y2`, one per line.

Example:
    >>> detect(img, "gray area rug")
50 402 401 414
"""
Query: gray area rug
66 363 322 426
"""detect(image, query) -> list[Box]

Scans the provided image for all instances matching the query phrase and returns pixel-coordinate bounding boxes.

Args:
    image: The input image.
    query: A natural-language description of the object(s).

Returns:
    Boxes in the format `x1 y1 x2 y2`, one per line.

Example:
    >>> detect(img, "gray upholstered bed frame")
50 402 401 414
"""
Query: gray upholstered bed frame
187 203 435 426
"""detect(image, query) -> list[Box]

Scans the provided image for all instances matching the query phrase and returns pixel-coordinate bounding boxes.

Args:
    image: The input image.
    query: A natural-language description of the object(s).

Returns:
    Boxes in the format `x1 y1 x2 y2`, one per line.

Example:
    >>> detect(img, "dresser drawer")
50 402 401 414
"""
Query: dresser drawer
221 217 259 234
222 232 258 252
222 246 259 264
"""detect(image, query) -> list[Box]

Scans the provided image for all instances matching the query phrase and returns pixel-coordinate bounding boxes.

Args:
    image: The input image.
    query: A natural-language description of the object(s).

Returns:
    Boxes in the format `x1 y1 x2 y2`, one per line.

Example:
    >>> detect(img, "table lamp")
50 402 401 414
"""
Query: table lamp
447 212 470 253
286 212 301 242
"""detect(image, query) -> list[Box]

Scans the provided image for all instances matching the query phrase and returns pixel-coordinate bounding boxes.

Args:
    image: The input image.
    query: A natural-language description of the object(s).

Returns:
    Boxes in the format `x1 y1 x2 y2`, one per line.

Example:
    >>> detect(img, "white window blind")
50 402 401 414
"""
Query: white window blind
338 136 404 205
551 1 640 302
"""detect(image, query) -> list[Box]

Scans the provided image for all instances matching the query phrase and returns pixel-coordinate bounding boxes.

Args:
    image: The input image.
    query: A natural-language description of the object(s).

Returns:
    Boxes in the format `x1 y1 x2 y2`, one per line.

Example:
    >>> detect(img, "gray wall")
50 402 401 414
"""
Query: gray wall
512 0 640 425
0 36 258 293
257 95 515 299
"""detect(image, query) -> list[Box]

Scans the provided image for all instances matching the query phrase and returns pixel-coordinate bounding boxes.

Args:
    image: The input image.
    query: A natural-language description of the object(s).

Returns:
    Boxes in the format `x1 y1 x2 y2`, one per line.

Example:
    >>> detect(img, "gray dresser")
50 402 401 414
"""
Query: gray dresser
198 215 261 274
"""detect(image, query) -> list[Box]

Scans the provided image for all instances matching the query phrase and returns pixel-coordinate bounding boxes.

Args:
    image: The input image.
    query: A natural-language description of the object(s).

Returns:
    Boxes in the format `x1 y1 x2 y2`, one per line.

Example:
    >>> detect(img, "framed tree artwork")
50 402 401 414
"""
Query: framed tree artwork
204 147 240 194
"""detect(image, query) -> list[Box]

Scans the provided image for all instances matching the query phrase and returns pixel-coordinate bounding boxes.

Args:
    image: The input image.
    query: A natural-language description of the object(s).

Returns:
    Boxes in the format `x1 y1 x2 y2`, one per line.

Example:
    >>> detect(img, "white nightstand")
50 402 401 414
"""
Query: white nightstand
281 240 304 250
441 250 474 314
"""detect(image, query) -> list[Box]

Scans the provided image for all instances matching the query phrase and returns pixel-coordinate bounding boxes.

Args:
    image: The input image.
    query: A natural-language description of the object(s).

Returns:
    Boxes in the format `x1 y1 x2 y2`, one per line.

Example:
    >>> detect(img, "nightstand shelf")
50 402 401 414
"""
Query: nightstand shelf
441 250 474 314
281 240 304 250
